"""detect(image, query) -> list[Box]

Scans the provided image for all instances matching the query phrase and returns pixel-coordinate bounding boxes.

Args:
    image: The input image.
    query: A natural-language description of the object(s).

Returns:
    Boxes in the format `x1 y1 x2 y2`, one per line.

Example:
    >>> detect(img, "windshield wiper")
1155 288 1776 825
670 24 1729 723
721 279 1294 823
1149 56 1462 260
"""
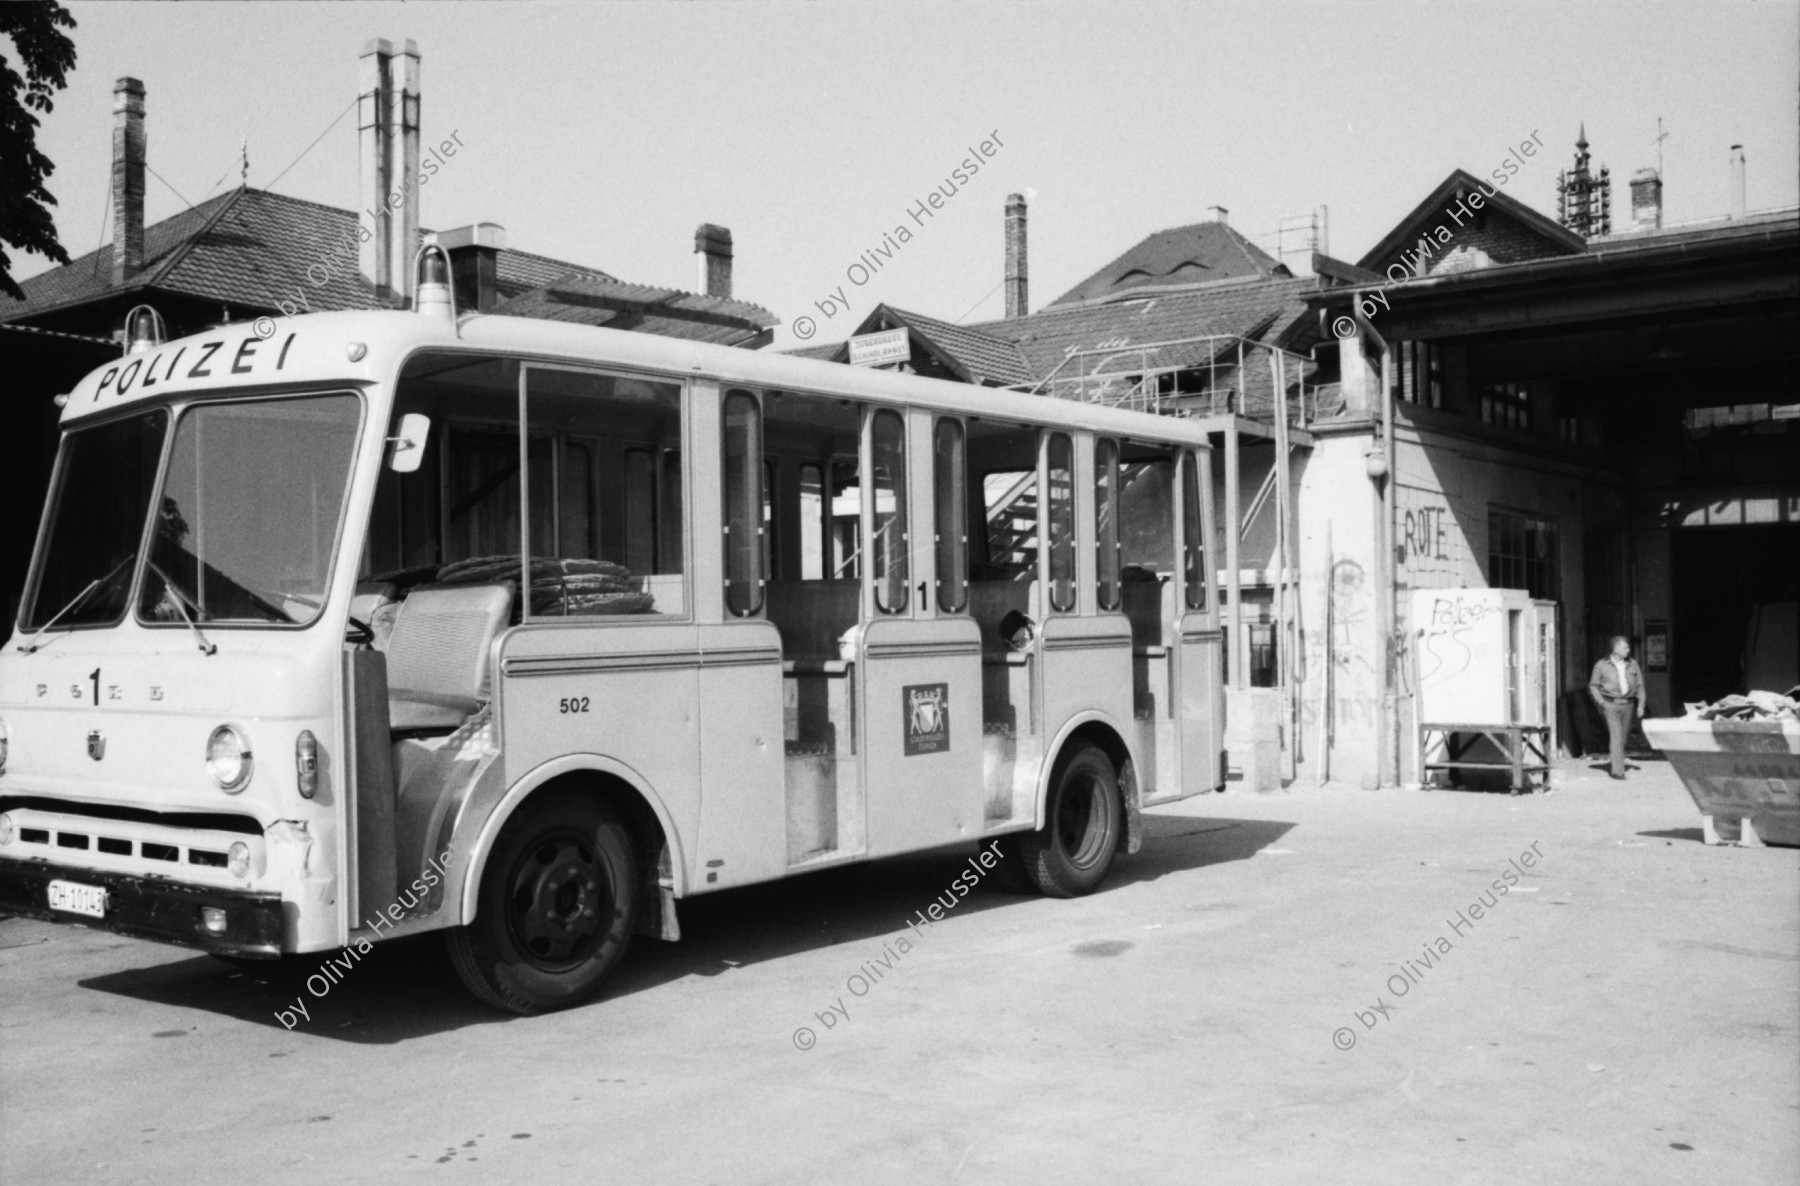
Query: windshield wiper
14 556 134 654
15 578 102 654
146 560 218 656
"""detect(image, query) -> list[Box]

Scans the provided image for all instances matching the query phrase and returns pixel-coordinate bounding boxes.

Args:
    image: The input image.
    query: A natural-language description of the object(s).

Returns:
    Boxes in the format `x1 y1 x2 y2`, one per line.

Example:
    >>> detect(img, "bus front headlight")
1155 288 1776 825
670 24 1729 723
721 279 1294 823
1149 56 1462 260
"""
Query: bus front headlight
206 725 254 792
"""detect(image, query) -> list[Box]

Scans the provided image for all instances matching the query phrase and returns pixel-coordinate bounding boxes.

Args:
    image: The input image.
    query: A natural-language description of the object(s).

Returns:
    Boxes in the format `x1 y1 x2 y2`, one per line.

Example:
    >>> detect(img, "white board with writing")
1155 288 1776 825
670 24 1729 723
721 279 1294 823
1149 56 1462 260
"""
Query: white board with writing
1413 587 1510 725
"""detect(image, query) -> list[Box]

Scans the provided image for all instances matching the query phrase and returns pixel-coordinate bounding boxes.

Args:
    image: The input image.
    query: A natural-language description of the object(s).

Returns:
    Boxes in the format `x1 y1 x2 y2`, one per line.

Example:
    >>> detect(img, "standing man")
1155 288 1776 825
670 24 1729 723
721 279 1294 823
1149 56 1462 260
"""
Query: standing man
1589 635 1647 780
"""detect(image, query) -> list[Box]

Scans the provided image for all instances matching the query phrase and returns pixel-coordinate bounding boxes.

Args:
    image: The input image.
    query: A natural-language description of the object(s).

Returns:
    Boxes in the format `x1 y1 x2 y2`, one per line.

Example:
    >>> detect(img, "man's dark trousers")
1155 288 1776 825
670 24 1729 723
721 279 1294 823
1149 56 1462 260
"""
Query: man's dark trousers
1602 699 1634 777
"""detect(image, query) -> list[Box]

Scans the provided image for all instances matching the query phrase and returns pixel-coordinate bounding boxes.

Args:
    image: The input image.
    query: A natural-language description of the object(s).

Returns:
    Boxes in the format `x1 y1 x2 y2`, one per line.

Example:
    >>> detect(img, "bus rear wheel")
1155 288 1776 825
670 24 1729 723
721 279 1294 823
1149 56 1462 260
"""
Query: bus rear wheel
1016 743 1122 898
447 792 637 1015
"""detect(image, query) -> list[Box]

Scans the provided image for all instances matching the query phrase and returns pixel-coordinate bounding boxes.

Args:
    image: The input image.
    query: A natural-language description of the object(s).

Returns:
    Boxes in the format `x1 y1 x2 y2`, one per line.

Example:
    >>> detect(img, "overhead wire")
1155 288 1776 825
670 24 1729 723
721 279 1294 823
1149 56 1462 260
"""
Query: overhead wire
263 94 359 194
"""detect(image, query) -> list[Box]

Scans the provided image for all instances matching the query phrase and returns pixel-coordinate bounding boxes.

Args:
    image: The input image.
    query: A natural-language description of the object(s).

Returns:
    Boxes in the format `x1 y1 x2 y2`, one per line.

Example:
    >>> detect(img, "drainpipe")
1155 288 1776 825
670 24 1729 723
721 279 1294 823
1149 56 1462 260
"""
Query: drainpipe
1354 304 1396 787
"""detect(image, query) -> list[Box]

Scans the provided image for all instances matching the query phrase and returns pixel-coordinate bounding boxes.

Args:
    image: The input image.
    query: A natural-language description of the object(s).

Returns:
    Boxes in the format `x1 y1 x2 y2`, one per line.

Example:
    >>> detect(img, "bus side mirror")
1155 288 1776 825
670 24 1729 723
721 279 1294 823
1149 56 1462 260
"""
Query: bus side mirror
387 414 432 473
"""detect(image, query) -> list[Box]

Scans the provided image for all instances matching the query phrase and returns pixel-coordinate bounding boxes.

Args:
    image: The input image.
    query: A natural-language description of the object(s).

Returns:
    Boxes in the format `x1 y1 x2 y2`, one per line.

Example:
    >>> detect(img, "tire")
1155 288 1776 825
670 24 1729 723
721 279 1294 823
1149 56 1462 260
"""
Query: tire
446 791 637 1015
1016 743 1123 898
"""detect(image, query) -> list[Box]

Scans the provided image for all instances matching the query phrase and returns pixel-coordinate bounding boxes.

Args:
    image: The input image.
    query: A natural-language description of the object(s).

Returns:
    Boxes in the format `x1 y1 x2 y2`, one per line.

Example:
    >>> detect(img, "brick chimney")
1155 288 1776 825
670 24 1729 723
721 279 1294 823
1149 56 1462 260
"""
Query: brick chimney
439 222 506 312
1004 193 1028 319
1729 144 1746 217
358 39 421 306
1629 168 1663 230
111 77 146 287
694 224 732 298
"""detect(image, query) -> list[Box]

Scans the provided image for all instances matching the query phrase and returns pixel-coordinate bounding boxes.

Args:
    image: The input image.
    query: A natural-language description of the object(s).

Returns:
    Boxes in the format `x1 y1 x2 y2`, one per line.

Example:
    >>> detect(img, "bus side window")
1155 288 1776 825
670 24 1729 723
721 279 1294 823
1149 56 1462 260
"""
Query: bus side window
1046 431 1076 613
870 408 908 614
1095 437 1120 611
933 418 967 613
723 390 765 617
522 365 685 617
1182 449 1207 611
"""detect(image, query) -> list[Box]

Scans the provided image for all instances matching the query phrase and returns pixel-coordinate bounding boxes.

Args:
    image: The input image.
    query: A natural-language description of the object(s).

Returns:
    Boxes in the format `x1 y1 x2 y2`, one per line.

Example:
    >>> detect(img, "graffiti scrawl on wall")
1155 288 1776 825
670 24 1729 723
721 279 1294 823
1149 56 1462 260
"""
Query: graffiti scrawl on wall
1397 484 1476 585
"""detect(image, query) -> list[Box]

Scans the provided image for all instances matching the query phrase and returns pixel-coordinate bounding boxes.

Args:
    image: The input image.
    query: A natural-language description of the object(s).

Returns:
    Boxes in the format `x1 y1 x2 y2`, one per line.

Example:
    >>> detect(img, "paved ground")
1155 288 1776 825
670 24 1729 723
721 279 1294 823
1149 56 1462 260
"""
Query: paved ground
1 756 1795 1185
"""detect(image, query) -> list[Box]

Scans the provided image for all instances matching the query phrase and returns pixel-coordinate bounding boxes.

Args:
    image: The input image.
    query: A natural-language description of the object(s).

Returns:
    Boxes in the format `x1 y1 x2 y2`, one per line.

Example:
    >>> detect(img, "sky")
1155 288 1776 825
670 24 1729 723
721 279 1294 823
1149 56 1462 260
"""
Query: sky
15 1 1800 347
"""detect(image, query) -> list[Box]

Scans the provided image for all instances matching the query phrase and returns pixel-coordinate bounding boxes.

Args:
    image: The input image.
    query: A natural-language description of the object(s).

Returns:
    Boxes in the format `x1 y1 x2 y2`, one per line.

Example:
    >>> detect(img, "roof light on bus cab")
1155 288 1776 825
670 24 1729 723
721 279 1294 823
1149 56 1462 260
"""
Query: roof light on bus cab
414 243 457 324
206 724 254 793
123 305 167 355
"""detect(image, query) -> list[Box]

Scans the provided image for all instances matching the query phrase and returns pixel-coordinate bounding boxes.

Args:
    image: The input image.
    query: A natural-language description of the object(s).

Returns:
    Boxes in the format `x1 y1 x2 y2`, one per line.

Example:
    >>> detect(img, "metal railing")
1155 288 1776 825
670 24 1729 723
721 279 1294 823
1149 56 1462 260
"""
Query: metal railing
1005 334 1330 428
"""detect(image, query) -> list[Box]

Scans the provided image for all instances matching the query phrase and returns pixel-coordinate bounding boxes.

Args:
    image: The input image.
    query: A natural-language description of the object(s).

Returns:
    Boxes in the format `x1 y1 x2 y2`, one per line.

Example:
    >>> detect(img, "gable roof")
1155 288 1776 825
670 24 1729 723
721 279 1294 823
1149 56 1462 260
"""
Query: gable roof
1 187 775 342
1357 168 1586 273
972 276 1316 379
490 271 778 348
0 189 385 322
1047 219 1291 308
790 276 1317 394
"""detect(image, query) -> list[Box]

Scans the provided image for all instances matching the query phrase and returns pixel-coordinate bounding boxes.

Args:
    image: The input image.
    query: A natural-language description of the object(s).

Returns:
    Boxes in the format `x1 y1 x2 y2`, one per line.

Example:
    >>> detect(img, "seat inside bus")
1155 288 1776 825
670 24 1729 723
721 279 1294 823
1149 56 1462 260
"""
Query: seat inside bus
383 583 515 734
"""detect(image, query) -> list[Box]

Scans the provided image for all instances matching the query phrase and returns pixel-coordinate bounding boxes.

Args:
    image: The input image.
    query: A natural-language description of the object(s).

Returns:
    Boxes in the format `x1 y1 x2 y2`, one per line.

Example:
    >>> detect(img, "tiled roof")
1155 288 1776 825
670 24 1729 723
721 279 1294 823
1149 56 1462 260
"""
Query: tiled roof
783 278 1318 421
490 271 778 348
1 188 391 322
863 306 1034 386
785 341 846 362
1 188 773 342
970 276 1317 380
1046 220 1290 307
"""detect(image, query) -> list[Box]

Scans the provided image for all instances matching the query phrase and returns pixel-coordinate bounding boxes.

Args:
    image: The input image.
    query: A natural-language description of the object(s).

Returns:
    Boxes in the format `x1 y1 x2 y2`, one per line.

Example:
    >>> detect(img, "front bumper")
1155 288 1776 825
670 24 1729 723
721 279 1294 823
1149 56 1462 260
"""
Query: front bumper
0 857 285 957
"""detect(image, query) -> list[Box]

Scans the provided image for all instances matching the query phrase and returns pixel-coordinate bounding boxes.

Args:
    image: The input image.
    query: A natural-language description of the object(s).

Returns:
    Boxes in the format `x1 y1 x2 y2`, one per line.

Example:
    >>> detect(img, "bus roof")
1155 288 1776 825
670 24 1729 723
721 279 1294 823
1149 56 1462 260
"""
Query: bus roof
62 309 1215 447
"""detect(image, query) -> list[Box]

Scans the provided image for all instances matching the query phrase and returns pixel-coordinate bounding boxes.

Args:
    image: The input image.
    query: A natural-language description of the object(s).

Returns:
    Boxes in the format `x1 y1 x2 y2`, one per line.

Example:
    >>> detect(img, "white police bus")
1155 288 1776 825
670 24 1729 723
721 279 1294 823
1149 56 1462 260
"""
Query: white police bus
0 249 1224 1014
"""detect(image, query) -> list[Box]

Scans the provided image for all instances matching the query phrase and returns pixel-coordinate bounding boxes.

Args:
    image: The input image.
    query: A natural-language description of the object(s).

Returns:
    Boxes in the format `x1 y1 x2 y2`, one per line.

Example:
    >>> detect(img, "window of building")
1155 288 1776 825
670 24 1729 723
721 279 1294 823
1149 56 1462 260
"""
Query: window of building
1391 341 1443 409
1479 381 1531 432
1558 416 1581 445
1248 621 1278 687
1488 507 1558 600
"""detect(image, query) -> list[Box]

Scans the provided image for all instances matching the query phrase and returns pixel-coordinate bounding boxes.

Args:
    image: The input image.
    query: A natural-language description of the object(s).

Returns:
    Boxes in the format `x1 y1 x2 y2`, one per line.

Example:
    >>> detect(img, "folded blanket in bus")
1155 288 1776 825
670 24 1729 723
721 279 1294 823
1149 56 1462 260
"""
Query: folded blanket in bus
434 556 653 616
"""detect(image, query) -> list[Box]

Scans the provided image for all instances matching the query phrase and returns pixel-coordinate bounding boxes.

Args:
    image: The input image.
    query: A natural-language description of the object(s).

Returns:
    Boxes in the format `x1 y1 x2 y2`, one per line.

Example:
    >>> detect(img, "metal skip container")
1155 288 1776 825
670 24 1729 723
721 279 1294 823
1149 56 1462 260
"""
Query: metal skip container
1642 717 1800 847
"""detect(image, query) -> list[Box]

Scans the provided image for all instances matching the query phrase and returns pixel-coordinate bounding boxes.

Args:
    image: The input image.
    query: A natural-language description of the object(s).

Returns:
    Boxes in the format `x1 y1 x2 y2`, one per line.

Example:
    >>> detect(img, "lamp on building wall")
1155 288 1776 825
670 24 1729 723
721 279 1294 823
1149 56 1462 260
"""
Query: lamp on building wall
1365 449 1389 482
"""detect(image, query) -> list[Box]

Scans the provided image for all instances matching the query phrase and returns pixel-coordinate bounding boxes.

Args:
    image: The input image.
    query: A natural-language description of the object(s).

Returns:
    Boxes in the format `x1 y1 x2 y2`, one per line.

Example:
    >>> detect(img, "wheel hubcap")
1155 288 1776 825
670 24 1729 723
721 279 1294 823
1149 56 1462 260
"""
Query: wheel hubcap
507 834 612 969
1055 771 1112 870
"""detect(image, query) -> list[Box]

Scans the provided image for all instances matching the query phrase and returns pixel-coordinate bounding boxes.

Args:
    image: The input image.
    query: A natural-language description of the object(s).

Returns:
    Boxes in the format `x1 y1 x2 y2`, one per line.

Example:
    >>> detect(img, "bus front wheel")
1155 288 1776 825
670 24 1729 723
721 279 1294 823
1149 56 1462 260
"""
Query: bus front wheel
1015 743 1122 898
447 792 637 1015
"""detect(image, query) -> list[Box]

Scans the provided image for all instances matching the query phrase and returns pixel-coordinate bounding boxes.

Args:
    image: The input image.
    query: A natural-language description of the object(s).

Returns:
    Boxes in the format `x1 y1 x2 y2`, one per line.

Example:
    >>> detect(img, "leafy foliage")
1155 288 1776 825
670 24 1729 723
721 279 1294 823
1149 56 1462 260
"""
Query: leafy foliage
0 3 78 301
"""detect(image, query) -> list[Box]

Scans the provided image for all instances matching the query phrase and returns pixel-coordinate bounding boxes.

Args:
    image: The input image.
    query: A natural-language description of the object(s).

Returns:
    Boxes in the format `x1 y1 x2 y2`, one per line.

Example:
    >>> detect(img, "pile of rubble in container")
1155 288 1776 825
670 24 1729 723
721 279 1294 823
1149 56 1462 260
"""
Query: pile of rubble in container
1683 688 1800 721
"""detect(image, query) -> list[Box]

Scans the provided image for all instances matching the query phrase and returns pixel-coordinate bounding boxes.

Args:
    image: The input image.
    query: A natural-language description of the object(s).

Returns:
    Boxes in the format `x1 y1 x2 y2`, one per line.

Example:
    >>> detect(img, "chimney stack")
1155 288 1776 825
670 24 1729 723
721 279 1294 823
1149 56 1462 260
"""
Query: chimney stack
1004 193 1028 319
1208 205 1230 224
438 222 506 312
111 77 146 288
358 39 421 307
1629 168 1663 230
1729 144 1746 217
694 224 733 298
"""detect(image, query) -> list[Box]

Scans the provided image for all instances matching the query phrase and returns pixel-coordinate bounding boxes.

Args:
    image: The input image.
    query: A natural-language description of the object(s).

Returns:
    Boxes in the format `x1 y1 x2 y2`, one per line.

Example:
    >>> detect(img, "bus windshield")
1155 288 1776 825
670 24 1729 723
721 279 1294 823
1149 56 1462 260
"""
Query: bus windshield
137 394 363 627
19 409 169 632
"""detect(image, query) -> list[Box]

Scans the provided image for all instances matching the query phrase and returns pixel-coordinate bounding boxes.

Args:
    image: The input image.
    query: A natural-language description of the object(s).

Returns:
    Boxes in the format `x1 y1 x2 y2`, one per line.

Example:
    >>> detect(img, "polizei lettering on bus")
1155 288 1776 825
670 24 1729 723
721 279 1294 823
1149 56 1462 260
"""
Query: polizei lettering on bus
90 331 300 405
